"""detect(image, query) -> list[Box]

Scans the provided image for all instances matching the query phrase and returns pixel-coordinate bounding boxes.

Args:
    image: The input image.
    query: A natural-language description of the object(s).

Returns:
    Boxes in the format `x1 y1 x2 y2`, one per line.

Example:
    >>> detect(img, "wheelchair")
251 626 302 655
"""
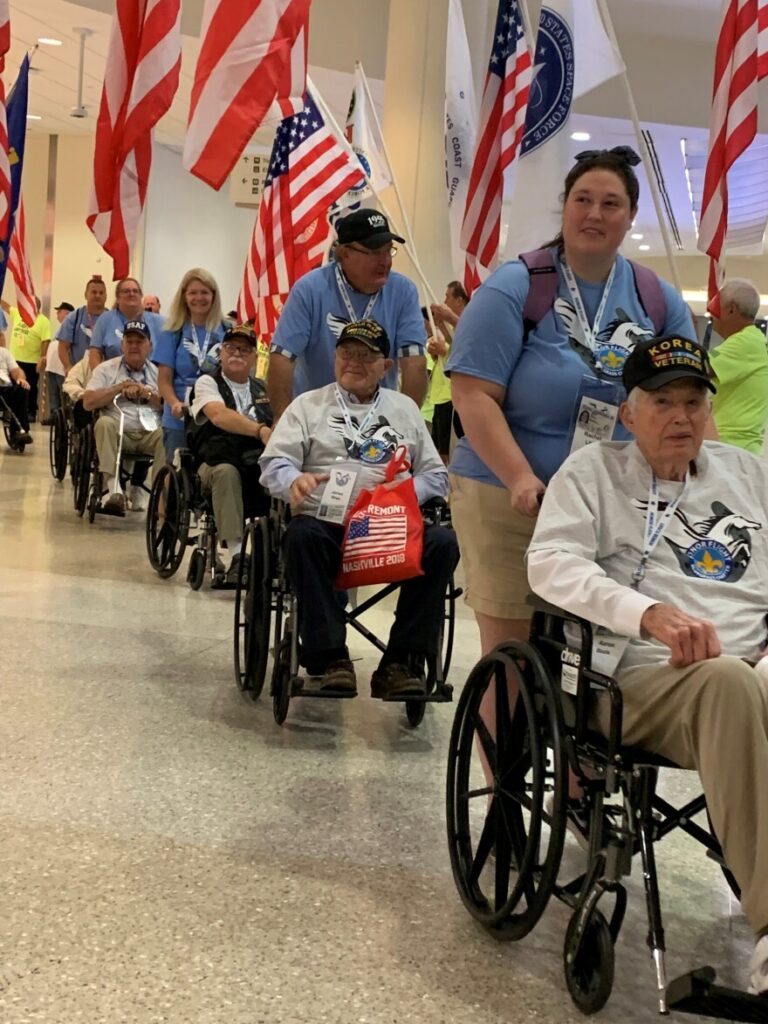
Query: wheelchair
233 498 461 728
1 389 30 453
73 399 153 523
445 596 766 1021
49 395 78 482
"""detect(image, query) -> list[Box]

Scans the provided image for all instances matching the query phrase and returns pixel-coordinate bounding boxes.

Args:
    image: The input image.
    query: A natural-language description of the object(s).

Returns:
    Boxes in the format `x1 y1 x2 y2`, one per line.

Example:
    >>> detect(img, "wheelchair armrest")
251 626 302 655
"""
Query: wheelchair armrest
420 496 451 527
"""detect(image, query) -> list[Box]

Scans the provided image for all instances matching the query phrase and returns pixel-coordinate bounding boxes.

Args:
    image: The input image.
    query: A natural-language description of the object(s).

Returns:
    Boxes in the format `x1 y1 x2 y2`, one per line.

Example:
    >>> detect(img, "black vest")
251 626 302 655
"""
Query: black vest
189 370 272 469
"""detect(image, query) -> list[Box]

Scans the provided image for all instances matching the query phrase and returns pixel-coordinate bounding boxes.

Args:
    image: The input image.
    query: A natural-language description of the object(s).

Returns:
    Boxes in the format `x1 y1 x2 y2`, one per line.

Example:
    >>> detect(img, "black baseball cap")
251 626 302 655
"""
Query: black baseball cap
622 336 716 394
223 324 257 347
337 319 390 358
336 208 405 250
122 320 152 340
55 301 75 312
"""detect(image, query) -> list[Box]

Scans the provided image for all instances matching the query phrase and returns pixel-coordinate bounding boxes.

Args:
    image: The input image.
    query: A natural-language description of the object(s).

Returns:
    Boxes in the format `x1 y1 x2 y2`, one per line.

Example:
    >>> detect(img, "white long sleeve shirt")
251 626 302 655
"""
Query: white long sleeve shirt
527 440 768 673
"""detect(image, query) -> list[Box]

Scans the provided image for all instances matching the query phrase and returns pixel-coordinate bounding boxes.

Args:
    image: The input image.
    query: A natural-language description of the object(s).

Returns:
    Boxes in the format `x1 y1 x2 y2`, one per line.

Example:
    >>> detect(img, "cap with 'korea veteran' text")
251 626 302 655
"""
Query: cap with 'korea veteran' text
337 319 390 358
622 336 716 395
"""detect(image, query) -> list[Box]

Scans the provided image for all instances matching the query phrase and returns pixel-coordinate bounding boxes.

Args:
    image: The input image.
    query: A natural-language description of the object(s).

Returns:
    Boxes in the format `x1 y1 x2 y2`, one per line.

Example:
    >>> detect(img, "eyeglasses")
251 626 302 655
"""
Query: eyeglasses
336 345 382 364
222 342 253 356
346 245 398 258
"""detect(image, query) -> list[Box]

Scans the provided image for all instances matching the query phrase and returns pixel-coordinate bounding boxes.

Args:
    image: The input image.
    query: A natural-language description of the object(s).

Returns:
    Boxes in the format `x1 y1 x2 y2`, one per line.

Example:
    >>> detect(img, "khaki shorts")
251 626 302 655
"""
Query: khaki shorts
449 473 536 620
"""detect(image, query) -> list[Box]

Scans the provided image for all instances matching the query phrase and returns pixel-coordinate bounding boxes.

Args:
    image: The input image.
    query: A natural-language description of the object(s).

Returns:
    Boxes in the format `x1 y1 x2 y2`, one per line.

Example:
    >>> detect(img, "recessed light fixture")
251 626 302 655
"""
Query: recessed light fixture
570 131 591 142
638 244 650 251
630 232 644 240
26 114 42 121
38 37 63 46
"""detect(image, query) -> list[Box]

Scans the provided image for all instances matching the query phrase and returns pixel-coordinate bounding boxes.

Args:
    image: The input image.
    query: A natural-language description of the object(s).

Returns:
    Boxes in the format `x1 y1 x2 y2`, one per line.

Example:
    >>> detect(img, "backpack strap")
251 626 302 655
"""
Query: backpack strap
519 249 558 342
629 260 666 335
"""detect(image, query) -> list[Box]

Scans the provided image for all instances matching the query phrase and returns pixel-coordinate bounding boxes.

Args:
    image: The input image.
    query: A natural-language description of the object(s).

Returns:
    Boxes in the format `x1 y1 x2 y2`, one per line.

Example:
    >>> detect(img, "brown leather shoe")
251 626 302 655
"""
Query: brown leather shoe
319 659 357 693
370 663 426 699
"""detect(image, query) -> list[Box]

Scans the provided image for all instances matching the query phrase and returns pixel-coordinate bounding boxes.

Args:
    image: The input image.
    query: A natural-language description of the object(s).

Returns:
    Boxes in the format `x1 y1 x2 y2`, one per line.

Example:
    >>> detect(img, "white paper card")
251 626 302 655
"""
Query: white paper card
591 628 630 677
316 466 358 524
138 404 159 431
570 397 619 453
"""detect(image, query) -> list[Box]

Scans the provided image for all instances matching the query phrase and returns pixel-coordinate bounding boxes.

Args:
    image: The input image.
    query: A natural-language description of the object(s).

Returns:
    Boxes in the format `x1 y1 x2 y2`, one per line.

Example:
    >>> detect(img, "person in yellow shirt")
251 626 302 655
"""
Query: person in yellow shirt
709 279 768 454
428 281 469 463
3 299 52 423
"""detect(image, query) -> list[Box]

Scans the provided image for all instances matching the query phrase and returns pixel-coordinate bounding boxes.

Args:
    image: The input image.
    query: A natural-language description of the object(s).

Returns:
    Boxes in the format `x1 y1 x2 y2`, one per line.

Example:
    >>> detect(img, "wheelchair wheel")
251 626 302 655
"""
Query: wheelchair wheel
272 634 292 725
233 518 272 700
446 640 567 941
187 548 206 591
145 463 191 578
49 408 69 481
563 908 615 1014
87 477 100 523
73 426 94 517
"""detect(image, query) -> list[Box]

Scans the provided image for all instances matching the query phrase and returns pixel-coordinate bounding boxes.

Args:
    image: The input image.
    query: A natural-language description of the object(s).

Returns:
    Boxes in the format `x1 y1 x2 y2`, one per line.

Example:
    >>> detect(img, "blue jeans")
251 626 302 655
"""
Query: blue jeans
163 425 186 463
46 371 64 415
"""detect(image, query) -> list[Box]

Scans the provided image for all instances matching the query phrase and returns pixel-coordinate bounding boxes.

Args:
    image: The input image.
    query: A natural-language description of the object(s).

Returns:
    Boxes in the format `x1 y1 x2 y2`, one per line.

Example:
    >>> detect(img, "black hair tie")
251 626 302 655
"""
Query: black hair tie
574 145 641 168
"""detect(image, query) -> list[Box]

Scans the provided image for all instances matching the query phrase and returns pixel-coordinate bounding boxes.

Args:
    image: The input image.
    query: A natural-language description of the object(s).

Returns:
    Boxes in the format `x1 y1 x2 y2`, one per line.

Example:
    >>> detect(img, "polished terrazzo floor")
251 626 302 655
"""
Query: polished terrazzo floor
0 426 755 1023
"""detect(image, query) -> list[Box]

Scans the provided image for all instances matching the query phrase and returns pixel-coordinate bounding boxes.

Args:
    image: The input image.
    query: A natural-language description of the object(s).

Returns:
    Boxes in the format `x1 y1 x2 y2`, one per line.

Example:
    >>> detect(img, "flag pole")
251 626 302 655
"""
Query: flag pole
596 0 683 293
308 73 441 327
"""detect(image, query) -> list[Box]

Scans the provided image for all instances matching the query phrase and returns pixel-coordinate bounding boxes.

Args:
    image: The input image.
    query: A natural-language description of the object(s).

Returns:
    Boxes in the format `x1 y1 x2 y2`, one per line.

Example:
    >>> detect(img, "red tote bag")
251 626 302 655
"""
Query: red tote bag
336 446 424 589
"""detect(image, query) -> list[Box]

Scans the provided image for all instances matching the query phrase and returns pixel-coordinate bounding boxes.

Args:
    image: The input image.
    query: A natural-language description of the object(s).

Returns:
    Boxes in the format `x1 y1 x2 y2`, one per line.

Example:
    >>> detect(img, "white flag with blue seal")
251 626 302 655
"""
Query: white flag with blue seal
502 0 625 259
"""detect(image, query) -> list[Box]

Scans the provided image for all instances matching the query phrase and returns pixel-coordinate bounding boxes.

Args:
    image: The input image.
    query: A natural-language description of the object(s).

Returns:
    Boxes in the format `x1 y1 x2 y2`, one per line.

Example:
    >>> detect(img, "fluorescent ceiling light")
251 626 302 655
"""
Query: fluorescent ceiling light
570 131 590 141
26 114 42 121
630 232 644 240
638 244 650 251
38 37 63 45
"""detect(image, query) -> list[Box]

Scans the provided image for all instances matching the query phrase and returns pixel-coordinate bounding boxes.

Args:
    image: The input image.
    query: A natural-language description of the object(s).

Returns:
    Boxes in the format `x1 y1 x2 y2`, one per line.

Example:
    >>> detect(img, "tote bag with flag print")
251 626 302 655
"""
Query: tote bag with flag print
336 446 424 589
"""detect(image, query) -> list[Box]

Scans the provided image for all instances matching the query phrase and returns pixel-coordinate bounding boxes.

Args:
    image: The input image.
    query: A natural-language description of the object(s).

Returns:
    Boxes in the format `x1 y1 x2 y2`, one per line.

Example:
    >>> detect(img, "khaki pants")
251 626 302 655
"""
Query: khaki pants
94 417 164 481
198 462 243 541
593 656 768 934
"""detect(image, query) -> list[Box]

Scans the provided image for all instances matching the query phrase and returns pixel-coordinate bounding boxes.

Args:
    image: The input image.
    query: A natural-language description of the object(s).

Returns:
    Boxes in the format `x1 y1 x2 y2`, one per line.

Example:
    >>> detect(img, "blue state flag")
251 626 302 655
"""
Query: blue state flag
0 54 30 293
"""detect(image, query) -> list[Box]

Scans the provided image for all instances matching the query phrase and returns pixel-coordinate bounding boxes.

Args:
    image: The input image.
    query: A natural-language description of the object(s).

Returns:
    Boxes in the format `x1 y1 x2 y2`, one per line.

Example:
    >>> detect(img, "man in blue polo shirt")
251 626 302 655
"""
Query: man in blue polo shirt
267 208 428 420
57 276 108 374
88 277 164 367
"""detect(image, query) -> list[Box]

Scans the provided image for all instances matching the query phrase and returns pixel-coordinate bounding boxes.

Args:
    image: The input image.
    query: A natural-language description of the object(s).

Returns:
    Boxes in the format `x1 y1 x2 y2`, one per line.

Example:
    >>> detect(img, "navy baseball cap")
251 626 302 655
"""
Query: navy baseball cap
622 336 716 394
336 208 405 250
123 320 152 340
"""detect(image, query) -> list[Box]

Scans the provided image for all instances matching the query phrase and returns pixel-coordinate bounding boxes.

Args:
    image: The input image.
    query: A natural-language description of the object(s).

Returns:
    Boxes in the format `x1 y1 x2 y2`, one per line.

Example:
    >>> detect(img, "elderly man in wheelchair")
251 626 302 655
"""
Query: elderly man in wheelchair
514 335 768 1015
83 320 164 514
260 318 459 699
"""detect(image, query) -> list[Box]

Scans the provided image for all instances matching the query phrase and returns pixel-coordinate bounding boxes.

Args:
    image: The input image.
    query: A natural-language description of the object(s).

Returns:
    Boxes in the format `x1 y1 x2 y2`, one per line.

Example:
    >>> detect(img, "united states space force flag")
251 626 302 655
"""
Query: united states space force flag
502 0 624 259
444 0 477 280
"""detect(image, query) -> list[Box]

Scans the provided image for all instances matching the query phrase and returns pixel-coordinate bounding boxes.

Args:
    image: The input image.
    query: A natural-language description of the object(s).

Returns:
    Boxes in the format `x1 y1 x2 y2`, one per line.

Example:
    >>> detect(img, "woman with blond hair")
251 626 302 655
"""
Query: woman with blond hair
154 268 227 460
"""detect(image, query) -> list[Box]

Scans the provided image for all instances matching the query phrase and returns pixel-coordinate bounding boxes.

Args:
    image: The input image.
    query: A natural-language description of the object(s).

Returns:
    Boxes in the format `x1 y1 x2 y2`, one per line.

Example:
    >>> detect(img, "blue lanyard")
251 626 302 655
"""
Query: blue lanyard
632 471 688 588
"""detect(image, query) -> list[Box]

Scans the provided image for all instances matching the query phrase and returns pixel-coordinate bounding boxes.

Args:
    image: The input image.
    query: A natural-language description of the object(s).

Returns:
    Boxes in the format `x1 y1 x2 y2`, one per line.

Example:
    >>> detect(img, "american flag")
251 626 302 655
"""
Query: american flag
0 0 10 241
87 0 181 279
184 0 311 190
344 512 408 560
8 198 36 327
460 0 532 294
698 0 768 313
237 91 363 335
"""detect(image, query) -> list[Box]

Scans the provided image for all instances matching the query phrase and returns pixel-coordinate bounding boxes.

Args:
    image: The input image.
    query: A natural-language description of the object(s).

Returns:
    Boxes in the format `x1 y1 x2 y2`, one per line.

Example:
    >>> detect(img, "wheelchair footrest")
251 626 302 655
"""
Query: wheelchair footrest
292 679 357 699
666 968 768 1022
381 684 453 704
98 504 126 518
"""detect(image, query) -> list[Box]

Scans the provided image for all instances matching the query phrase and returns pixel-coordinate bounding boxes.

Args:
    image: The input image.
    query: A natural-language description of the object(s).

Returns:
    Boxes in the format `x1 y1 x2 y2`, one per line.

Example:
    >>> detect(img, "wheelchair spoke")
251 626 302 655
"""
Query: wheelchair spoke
493 812 513 912
468 801 497 884
472 711 497 772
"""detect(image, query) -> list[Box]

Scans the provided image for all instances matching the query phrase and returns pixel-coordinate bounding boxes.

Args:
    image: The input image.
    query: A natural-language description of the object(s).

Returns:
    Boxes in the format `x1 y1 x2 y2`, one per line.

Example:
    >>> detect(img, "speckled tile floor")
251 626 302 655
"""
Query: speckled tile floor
0 427 756 1023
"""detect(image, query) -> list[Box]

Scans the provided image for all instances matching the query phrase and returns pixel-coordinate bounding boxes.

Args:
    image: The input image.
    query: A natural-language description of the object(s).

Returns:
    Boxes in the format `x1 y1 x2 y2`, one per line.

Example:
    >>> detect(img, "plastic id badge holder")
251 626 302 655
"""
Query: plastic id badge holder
569 375 622 454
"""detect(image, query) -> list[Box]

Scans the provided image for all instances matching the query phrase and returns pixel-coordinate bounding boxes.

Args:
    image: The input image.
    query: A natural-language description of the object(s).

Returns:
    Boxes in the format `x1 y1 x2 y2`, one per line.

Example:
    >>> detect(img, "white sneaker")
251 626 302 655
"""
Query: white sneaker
748 934 768 995
129 485 147 512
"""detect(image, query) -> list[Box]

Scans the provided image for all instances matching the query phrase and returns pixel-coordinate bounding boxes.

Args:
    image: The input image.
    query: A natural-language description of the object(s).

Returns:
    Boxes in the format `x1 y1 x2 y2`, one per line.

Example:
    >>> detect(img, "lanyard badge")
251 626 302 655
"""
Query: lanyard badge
334 265 379 323
560 260 630 379
632 472 688 588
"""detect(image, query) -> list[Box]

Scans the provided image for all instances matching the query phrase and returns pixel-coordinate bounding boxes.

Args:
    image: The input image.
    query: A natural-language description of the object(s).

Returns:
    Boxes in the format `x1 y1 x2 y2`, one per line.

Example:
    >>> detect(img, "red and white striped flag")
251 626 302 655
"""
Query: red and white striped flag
184 0 311 191
87 0 181 279
0 0 11 241
8 198 36 327
460 0 532 294
237 91 362 337
698 0 768 313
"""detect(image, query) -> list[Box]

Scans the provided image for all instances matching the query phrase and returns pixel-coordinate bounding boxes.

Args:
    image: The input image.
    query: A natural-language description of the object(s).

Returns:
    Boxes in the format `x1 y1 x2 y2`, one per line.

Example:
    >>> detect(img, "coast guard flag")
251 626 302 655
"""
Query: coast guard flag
444 0 477 280
0 53 29 299
503 0 624 259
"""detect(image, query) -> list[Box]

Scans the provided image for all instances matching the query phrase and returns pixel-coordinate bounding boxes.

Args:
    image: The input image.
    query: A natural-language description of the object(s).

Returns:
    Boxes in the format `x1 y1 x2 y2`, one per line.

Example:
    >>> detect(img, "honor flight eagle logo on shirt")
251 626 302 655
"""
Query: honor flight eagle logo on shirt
555 301 654 379
633 497 762 582
328 412 404 464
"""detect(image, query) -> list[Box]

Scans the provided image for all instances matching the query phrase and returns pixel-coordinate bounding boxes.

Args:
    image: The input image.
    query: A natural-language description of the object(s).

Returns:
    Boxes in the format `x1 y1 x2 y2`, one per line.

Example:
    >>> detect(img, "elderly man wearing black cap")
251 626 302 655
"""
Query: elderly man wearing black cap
527 334 768 997
83 320 164 514
260 319 458 697
267 207 428 422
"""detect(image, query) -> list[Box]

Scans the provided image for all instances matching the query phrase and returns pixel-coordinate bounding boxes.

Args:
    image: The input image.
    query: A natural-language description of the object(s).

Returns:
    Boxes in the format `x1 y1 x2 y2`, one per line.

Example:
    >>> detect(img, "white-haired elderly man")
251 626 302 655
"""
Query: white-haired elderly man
708 278 768 454
526 335 768 996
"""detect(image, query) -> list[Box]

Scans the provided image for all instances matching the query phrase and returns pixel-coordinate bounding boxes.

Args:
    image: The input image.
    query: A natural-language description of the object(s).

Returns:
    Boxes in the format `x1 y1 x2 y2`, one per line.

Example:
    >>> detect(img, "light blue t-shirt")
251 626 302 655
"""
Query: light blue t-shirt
270 262 426 395
89 309 164 360
153 321 226 429
56 306 105 364
446 251 695 487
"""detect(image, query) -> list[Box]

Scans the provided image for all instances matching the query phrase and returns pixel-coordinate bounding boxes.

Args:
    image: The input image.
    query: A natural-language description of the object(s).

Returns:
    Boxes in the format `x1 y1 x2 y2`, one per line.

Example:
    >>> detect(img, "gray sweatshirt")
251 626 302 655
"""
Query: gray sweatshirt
260 382 448 515
527 440 768 672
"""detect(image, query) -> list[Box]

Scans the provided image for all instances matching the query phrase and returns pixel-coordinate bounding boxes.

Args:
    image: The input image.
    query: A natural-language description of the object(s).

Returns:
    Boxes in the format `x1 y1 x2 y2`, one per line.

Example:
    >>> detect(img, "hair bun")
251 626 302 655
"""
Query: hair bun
574 145 641 168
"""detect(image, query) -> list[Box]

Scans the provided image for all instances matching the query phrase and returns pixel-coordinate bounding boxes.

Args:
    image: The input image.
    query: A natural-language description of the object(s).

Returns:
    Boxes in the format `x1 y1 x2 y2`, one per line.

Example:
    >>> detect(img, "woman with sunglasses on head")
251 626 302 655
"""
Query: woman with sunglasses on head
446 147 697 658
154 268 228 462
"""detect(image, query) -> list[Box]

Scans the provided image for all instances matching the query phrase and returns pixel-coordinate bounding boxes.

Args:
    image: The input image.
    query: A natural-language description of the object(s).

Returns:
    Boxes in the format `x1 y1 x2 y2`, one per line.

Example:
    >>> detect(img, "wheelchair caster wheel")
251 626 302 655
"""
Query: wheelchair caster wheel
563 908 614 1014
405 699 426 728
272 638 292 725
187 549 206 590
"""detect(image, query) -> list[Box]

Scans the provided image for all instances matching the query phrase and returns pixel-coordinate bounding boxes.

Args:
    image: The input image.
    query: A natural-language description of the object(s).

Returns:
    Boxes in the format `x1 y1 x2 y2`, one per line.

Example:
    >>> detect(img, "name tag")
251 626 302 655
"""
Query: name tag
316 465 358 524
591 629 629 677
138 404 159 431
570 396 619 453
82 327 93 339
